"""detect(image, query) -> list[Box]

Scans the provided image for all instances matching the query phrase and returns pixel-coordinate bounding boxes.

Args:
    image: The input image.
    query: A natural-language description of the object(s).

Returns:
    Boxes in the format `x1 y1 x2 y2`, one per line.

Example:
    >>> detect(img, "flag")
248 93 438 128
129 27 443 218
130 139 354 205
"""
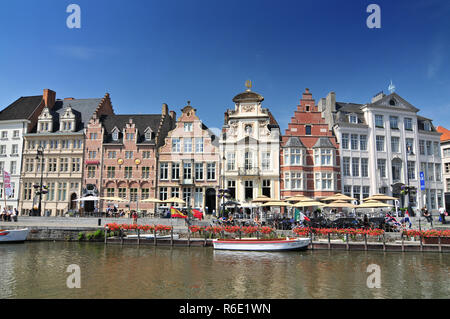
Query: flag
299 211 310 222
170 206 187 218
3 170 11 197
192 209 203 220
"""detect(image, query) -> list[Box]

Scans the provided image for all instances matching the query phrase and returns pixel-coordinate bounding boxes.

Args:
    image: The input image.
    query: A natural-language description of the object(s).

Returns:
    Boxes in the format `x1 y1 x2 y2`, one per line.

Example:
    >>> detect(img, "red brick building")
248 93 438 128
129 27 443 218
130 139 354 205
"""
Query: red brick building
83 104 176 214
281 89 341 199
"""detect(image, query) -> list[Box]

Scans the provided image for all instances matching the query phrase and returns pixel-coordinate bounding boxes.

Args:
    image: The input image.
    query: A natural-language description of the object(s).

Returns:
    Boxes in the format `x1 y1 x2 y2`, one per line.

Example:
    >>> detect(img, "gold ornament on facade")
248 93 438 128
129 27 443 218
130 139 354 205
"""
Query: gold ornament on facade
135 159 141 165
118 159 123 165
245 80 252 91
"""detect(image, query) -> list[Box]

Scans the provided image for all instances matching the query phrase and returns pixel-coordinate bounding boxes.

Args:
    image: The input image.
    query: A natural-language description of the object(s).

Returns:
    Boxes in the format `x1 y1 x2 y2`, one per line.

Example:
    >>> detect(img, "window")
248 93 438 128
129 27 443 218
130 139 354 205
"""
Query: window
141 188 149 200
57 183 67 201
392 161 402 181
142 167 150 179
1 131 7 139
142 151 151 159
11 144 18 155
126 133 134 141
145 131 152 141
351 134 358 150
10 161 17 174
419 140 425 155
160 163 168 180
225 180 235 200
284 148 302 165
13 130 20 138
404 118 413 131
0 145 6 155
433 142 440 157
207 163 216 180
172 138 181 152
195 138 204 153
361 158 369 177
183 187 192 205
194 188 203 208
183 162 192 179
262 180 271 197
321 149 332 166
107 166 115 178
261 152 271 170
159 187 168 201
245 125 253 135
430 189 436 210
171 163 180 180
343 157 350 176
184 122 193 132
375 115 384 128
343 185 352 197
353 186 361 201
112 130 119 141
227 152 235 171
48 158 57 172
377 159 386 178
90 133 97 140
426 141 432 155
89 151 97 159
427 163 434 181
130 188 138 202
360 135 367 151
305 125 311 135
352 158 359 177
108 151 116 159
245 181 253 200
87 166 96 178
118 188 127 199
406 138 414 154
341 133 349 149
244 151 253 170
71 158 81 172
184 138 192 153
195 163 203 180
59 158 69 172
362 186 370 199
106 188 115 198
318 172 333 190
286 172 303 190
407 161 416 180
23 182 32 200
125 151 133 159
46 183 55 201
435 164 441 182
391 137 400 153
389 116 398 129
376 136 385 151
349 115 357 124
445 163 450 174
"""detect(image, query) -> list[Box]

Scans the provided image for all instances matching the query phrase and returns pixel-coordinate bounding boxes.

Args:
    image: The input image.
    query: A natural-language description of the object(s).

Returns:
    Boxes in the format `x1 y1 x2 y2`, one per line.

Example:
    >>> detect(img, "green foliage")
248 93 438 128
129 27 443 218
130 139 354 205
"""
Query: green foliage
78 232 86 241
86 233 94 241
93 229 104 240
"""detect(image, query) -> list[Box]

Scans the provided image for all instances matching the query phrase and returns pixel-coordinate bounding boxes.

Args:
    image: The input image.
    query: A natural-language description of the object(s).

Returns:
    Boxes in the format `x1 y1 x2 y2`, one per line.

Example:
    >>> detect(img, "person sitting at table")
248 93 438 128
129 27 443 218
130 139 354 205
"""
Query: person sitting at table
253 214 261 227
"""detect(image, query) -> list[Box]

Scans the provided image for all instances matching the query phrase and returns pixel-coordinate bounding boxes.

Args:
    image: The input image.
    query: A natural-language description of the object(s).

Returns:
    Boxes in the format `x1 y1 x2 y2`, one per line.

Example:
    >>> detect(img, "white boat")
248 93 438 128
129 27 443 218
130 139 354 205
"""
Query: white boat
0 228 29 243
125 234 180 240
212 237 310 251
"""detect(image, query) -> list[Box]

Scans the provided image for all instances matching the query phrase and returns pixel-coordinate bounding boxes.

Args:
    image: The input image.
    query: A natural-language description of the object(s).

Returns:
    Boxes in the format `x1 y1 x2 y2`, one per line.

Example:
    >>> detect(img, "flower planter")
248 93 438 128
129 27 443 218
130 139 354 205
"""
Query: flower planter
423 237 450 245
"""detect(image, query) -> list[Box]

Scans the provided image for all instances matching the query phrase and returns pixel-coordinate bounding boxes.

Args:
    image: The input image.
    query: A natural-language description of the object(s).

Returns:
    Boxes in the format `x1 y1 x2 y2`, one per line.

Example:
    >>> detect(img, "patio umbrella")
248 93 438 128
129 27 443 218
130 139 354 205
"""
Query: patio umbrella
251 195 270 203
293 200 325 207
141 197 164 203
322 193 356 202
261 201 293 207
285 195 314 202
163 197 186 205
364 194 398 201
74 196 100 201
356 200 393 208
101 196 128 202
324 200 357 208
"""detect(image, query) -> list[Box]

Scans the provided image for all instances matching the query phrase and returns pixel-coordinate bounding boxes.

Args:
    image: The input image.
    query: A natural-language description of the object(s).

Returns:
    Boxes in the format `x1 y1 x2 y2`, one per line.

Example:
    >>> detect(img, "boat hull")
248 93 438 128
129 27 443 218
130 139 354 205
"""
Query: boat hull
212 238 310 251
0 228 29 243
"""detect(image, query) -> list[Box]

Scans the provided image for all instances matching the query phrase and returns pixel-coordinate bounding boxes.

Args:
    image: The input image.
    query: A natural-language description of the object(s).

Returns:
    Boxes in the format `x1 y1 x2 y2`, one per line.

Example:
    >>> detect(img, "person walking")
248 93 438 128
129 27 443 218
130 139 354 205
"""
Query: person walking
438 205 447 225
423 207 433 227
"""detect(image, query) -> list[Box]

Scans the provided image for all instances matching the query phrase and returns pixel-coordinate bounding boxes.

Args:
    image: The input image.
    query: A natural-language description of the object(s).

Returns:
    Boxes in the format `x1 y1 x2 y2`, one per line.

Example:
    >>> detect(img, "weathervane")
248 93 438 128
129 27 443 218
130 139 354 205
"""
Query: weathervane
245 80 252 91
388 80 396 94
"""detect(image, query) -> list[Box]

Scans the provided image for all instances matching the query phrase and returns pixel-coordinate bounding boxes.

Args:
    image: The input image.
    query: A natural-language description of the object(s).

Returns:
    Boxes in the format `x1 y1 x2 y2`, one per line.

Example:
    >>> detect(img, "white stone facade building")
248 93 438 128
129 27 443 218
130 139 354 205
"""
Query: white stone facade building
320 91 444 213
220 86 281 212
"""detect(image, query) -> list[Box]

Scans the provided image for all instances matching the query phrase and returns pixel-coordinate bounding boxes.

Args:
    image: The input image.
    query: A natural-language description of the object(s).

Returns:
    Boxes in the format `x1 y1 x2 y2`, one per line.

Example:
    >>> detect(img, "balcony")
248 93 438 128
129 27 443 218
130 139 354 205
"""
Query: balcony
238 167 260 176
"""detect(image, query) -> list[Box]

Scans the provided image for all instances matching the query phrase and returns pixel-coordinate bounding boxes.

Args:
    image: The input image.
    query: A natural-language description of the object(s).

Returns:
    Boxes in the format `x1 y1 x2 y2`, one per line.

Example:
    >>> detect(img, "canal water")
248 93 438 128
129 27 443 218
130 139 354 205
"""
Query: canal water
0 242 448 299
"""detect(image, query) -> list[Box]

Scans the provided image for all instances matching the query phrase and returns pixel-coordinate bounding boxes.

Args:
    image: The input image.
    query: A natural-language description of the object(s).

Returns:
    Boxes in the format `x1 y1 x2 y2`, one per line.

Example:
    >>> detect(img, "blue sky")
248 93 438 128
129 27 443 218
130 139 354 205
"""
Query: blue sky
1 0 449 133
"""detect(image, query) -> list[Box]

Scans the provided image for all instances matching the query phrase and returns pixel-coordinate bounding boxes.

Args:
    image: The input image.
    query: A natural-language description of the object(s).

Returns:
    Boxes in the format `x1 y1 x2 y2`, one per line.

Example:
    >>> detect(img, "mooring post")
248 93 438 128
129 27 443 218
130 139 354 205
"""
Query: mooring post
239 230 242 240
120 229 123 246
204 231 207 247
256 231 259 240
420 235 423 252
346 233 349 251
438 236 442 253
310 230 314 250
382 233 386 252
171 228 174 246
401 234 405 252
154 228 157 246
188 228 191 247
328 233 331 250
137 228 140 246
364 233 367 251
104 228 107 245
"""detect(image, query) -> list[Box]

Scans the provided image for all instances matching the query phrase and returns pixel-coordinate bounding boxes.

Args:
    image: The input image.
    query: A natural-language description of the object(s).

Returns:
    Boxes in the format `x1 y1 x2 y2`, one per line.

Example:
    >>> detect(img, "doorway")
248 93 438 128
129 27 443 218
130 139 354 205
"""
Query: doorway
205 188 216 214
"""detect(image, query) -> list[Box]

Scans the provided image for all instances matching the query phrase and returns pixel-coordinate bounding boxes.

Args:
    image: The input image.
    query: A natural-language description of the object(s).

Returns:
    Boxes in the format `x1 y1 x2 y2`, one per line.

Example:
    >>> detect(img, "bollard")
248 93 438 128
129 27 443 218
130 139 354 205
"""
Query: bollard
256 231 259 240
420 235 423 252
188 229 191 247
401 234 404 252
98 218 102 226
154 229 157 246
328 233 331 250
346 234 349 251
120 229 123 246
137 228 140 246
171 228 174 246
204 231 207 247
239 230 242 240
310 231 314 250
104 228 108 245
364 233 367 251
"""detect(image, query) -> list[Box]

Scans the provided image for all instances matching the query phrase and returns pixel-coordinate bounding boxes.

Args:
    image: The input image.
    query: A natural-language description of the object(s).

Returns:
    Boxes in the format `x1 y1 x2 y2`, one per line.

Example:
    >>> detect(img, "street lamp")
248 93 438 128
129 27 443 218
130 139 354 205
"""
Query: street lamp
217 188 230 218
34 146 47 216
406 144 415 217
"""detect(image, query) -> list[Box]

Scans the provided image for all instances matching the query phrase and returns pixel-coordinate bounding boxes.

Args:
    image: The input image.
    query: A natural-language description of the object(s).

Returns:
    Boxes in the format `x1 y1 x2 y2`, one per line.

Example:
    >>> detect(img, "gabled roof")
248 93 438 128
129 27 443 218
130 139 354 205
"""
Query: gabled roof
101 114 163 144
436 126 450 142
312 137 335 149
283 136 305 148
367 92 420 112
0 95 43 121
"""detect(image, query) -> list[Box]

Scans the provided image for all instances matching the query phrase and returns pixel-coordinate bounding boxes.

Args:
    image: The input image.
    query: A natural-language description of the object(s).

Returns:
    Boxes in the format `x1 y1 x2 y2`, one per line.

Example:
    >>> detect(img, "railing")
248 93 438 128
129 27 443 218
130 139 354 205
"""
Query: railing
238 167 260 176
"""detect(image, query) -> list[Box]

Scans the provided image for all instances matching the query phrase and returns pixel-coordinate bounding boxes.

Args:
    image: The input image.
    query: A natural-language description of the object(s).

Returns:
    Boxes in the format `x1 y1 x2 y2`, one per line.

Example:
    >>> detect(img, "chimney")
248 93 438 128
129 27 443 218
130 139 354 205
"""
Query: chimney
162 103 168 116
326 91 336 112
371 91 386 103
43 89 56 108
169 110 176 119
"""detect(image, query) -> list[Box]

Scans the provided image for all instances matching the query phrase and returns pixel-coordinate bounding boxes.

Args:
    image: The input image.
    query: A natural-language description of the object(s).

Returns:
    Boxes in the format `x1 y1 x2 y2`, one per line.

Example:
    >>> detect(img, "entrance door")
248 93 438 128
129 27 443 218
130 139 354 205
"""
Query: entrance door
70 193 77 210
205 188 216 214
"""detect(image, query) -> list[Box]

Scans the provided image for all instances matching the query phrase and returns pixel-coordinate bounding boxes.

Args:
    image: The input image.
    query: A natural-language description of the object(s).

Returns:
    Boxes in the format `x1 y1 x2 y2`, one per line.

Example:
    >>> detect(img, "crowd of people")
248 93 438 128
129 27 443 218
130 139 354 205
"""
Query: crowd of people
0 207 18 222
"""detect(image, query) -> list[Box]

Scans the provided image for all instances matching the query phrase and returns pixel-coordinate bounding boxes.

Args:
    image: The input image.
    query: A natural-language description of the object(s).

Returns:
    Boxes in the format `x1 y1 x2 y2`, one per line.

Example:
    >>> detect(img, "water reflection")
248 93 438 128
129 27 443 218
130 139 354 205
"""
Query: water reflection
0 242 448 299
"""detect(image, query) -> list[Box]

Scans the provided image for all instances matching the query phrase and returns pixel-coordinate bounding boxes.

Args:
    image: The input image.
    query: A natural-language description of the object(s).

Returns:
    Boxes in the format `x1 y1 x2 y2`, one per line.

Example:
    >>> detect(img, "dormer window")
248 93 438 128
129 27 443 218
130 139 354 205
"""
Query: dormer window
144 127 153 141
184 122 193 132
389 99 397 106
424 122 431 131
349 114 358 124
112 131 118 141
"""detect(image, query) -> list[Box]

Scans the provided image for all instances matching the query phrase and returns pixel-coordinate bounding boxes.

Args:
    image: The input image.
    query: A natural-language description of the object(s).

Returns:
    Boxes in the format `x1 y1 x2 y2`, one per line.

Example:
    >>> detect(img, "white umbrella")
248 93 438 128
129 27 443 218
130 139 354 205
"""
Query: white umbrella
73 196 100 201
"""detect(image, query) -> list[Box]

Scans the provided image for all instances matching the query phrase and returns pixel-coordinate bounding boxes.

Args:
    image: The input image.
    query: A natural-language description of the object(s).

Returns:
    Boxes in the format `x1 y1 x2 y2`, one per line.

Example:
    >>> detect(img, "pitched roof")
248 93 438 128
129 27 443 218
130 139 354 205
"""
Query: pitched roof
283 136 305 148
436 126 450 142
312 137 335 149
0 95 43 121
232 90 264 103
100 114 164 144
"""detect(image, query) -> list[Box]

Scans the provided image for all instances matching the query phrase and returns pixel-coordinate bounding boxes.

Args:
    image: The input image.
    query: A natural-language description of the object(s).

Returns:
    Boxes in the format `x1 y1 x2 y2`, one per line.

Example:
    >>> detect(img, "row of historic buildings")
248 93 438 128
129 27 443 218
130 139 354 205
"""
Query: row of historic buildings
0 84 446 216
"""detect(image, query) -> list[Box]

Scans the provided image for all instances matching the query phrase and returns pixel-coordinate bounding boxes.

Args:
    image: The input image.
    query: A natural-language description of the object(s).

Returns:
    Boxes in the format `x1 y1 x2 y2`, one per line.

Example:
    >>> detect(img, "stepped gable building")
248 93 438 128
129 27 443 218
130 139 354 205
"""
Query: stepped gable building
320 89 444 212
83 103 176 214
281 89 340 199
158 102 220 214
19 90 114 216
436 125 450 209
220 83 281 213
0 91 48 210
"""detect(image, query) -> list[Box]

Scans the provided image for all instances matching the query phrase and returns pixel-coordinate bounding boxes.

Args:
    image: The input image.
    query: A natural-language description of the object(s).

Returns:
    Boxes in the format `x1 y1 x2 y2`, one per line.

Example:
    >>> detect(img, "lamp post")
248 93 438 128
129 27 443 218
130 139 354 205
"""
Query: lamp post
218 188 230 218
406 144 414 217
34 146 46 216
